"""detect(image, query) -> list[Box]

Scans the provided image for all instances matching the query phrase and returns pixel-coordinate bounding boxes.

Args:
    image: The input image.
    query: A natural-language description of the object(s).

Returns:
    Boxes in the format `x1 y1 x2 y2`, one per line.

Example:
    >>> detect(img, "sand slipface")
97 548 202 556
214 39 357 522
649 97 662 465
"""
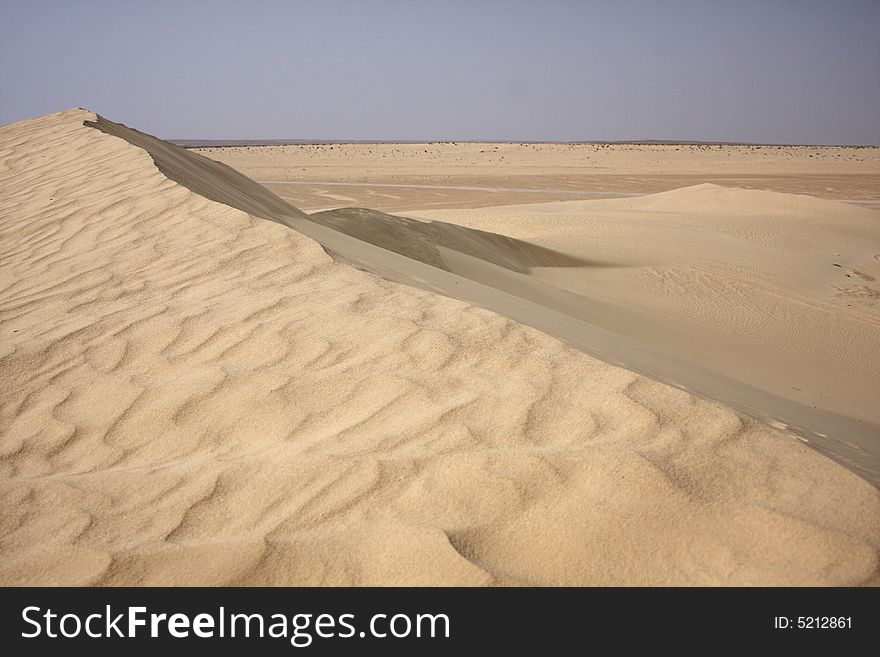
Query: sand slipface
0 109 878 586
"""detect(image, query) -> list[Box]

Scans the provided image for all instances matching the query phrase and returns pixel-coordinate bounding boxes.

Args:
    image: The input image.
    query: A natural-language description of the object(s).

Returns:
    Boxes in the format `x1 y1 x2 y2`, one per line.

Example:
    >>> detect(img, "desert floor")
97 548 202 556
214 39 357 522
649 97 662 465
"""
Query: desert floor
1 110 878 586
195 141 880 212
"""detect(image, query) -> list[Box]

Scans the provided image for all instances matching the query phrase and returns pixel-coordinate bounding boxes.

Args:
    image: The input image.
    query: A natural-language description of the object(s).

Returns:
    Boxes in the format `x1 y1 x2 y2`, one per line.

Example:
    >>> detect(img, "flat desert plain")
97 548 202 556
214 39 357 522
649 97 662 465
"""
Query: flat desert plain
1 109 878 586
196 140 880 212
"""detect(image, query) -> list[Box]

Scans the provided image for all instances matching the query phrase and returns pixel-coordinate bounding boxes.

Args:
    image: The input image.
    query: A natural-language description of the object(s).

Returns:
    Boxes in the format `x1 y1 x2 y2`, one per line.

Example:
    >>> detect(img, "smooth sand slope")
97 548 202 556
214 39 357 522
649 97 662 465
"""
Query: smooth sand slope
1 110 878 586
405 190 880 484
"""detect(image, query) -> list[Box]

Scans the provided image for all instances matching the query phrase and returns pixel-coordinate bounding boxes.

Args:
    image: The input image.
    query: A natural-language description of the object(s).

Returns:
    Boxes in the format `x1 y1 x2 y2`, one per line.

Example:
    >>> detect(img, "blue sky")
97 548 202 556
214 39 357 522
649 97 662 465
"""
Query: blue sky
1 0 878 143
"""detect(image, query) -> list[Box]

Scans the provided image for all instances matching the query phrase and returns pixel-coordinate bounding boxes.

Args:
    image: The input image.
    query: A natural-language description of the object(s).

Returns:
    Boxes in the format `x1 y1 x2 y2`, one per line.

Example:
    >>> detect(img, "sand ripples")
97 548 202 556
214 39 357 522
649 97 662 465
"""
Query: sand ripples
0 110 878 585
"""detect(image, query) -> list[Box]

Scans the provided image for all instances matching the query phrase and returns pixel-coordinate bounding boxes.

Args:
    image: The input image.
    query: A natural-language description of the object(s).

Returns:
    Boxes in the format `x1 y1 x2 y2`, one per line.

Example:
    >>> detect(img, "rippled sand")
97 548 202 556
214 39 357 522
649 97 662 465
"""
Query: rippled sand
1 110 878 585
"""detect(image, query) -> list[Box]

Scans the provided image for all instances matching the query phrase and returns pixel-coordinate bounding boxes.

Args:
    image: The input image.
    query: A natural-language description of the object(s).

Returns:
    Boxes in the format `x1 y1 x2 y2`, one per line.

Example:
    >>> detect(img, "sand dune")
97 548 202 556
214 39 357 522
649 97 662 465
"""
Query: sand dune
406 188 880 484
88 116 880 480
1 109 878 586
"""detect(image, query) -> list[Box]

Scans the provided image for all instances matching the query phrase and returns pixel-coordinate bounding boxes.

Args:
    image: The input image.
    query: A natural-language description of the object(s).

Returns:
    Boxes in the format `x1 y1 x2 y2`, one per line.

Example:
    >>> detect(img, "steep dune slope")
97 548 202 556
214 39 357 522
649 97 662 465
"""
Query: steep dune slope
0 110 878 585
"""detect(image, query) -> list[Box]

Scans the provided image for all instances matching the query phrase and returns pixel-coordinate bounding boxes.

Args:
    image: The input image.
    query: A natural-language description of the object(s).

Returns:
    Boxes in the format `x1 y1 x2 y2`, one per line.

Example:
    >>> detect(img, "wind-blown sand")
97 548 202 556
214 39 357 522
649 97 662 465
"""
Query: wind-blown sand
404 189 880 483
1 109 878 586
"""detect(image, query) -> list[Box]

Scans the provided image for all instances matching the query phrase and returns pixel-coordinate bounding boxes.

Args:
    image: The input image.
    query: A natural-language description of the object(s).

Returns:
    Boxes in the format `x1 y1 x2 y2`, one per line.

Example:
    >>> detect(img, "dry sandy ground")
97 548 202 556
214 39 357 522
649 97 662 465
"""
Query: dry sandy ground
1 109 878 586
405 189 880 483
202 135 880 482
196 141 880 212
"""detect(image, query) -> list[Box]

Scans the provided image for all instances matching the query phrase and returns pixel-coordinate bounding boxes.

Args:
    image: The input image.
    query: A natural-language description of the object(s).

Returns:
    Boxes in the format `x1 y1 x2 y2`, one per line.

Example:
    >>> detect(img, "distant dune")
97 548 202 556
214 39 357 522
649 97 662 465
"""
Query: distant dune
1 109 878 586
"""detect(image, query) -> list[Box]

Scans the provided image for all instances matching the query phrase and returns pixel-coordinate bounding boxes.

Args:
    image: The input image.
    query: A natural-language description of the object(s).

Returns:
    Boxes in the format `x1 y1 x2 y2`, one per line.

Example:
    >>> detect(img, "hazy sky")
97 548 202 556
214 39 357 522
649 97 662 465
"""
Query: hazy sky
1 0 878 143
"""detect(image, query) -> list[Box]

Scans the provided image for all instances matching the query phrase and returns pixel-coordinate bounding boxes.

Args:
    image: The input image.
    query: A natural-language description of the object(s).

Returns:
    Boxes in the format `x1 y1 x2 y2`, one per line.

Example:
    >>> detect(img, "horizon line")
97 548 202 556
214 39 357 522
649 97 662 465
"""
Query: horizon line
170 138 880 148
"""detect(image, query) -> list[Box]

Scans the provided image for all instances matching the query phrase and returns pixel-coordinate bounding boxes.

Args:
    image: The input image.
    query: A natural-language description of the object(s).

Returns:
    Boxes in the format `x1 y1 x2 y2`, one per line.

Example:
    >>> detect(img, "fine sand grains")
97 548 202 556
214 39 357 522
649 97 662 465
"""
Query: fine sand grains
1 110 878 585
406 187 880 481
